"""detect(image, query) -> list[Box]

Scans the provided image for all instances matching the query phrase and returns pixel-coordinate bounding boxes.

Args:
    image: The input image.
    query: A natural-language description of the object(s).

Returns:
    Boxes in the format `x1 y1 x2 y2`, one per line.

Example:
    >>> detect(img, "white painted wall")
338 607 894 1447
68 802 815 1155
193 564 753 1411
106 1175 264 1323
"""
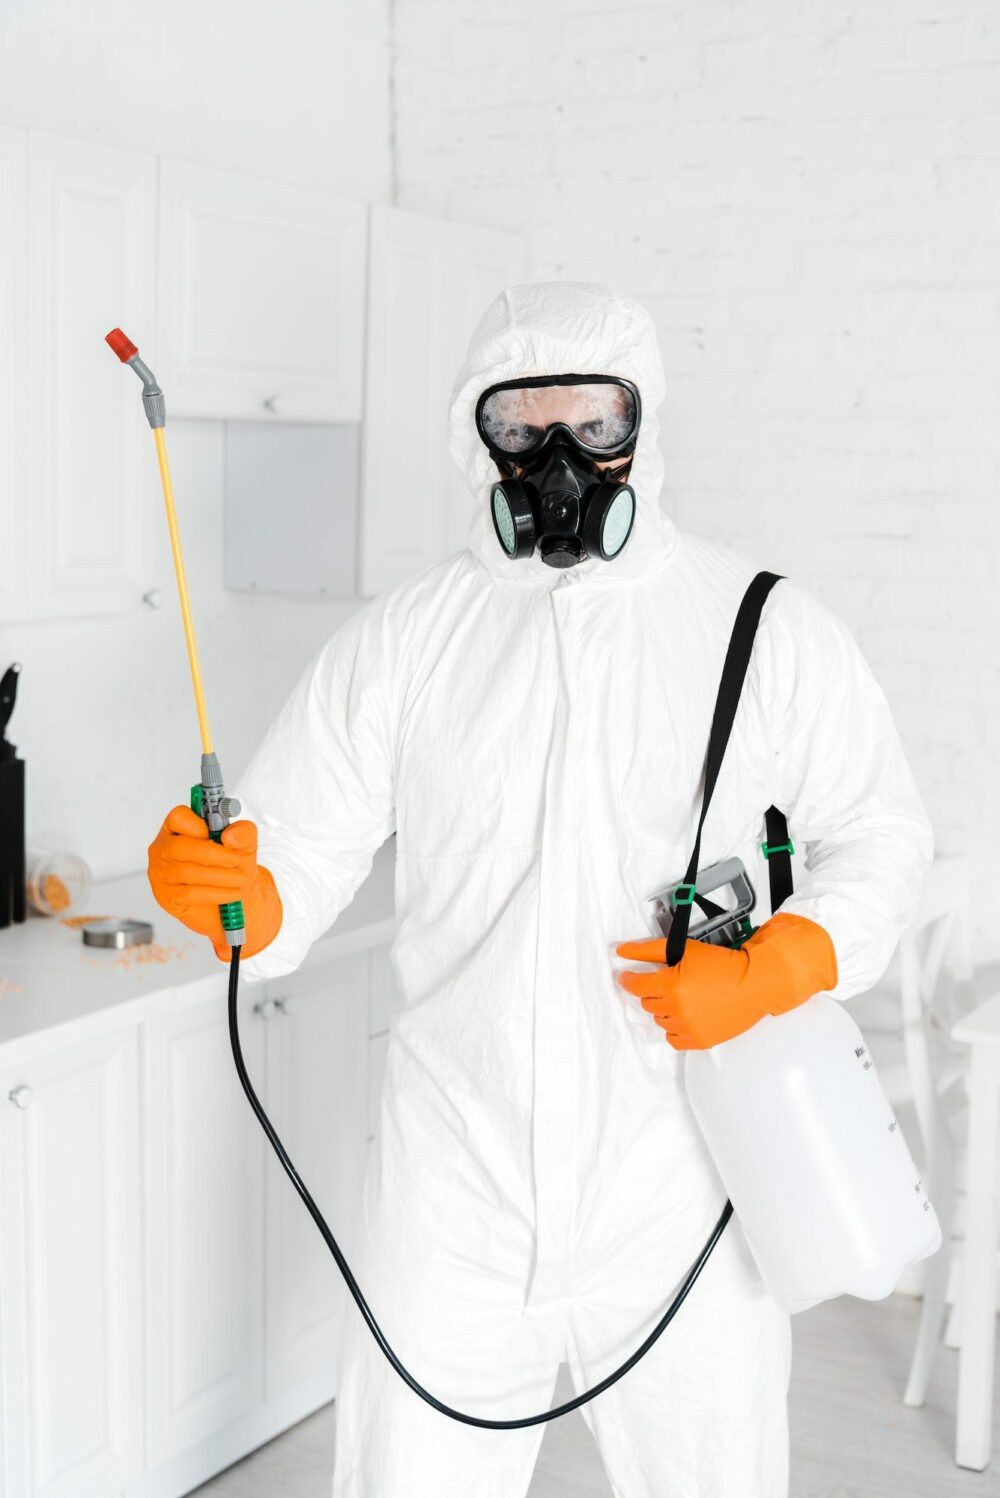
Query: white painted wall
0 1 391 882
0 0 389 196
393 0 1000 958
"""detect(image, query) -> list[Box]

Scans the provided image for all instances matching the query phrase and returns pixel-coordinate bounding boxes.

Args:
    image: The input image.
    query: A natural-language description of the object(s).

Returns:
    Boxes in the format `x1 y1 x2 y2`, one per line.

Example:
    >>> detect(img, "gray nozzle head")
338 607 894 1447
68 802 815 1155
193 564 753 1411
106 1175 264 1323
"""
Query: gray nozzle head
141 386 166 429
128 355 165 429
200 751 224 788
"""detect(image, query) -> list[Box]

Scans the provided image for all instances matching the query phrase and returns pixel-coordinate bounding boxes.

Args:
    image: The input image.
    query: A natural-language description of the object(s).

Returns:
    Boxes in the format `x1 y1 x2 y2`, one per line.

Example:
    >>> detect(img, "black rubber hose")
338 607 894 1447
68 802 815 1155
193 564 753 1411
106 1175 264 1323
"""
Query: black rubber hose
227 946 733 1429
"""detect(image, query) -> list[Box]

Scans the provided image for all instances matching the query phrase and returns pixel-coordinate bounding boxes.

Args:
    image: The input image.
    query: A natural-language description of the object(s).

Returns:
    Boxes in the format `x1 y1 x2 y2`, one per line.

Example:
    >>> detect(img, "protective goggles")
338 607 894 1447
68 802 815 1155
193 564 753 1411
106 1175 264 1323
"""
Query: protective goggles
475 374 641 463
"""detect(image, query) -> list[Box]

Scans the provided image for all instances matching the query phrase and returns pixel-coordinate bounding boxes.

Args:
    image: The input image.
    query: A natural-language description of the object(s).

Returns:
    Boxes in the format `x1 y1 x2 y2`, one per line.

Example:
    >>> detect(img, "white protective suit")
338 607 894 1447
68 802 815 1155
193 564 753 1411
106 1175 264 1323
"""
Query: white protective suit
235 282 934 1498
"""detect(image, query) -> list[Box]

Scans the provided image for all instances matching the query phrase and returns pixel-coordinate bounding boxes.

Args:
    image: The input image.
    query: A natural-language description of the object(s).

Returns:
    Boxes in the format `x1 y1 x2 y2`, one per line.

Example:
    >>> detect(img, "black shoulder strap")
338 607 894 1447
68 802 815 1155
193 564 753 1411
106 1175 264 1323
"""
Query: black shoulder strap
665 571 792 966
763 803 794 911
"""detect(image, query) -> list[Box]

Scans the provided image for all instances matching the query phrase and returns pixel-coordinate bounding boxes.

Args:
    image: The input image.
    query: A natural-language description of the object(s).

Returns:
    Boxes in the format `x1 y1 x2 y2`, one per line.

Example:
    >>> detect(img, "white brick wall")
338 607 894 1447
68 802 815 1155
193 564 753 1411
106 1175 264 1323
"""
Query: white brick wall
393 0 1000 960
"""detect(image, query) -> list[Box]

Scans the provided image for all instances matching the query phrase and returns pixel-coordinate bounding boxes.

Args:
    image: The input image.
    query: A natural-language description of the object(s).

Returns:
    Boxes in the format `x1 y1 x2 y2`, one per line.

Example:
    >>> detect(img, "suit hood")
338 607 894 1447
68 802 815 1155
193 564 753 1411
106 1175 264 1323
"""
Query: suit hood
448 280 678 585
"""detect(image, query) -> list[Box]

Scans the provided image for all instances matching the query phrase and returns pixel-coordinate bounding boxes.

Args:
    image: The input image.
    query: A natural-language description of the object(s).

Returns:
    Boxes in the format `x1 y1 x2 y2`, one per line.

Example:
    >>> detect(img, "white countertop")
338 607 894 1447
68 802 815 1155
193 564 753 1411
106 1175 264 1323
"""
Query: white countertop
0 839 397 1062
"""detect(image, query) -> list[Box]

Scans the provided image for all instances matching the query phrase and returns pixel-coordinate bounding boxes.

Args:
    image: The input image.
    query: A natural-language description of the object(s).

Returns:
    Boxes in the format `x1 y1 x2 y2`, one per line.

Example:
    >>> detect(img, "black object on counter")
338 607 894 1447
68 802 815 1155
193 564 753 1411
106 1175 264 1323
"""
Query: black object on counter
0 663 26 928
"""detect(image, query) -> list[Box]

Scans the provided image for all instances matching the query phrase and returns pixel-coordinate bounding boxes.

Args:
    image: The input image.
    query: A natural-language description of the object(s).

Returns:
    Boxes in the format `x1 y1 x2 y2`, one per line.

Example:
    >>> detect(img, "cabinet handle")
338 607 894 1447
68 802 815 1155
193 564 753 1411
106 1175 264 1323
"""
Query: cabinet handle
263 395 281 415
253 997 287 1021
9 1085 32 1110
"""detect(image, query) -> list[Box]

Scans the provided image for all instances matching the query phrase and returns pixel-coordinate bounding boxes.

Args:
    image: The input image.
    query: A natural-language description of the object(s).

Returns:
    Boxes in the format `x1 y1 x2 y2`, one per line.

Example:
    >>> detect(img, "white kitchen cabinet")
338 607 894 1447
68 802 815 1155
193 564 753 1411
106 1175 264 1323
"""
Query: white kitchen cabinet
142 990 268 1471
0 128 29 624
158 160 366 422
360 205 530 597
0 849 393 1498
137 953 372 1492
27 131 157 620
0 1028 144 1498
262 955 369 1397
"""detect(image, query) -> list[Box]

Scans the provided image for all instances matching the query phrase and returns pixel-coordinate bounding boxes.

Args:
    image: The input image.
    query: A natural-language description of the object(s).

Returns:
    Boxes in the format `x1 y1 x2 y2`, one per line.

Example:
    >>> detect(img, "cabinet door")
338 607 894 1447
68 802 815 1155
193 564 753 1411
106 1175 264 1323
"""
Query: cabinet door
143 990 267 1465
0 1029 143 1498
158 160 366 422
0 128 29 623
28 131 156 620
263 955 368 1397
360 206 530 596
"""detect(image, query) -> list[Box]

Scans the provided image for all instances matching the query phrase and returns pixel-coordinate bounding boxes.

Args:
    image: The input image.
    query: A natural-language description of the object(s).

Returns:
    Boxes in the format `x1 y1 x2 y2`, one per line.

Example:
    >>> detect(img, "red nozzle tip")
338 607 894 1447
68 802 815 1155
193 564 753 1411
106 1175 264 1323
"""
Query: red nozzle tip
105 328 138 362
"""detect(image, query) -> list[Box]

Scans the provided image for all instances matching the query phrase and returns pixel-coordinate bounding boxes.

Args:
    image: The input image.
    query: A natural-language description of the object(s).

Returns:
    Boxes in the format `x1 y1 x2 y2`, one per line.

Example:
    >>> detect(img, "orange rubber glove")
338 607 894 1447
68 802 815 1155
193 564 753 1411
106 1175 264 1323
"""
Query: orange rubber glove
148 805 283 962
616 912 838 1050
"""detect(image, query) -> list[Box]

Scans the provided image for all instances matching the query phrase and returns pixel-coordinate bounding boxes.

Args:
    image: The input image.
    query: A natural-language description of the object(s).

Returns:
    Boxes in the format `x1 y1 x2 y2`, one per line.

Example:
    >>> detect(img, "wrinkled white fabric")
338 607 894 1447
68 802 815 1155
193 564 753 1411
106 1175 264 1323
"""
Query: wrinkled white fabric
234 281 933 1498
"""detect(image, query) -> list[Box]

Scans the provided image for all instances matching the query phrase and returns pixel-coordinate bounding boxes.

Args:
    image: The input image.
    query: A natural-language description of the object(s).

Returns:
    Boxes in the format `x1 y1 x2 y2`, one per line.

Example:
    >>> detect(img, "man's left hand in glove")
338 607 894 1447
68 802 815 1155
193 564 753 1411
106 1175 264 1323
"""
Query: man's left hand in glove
616 912 838 1051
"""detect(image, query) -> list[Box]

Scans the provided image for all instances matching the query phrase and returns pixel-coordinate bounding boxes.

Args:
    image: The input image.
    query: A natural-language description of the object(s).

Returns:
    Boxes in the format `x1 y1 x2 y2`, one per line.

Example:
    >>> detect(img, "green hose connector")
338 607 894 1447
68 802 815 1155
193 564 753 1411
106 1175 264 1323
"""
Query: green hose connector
219 899 246 932
190 782 246 946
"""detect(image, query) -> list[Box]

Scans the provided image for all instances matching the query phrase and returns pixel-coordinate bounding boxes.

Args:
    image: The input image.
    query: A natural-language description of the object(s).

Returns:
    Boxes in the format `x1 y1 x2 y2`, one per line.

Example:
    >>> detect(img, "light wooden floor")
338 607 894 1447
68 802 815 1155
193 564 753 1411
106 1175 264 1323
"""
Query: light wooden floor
190 1294 999 1496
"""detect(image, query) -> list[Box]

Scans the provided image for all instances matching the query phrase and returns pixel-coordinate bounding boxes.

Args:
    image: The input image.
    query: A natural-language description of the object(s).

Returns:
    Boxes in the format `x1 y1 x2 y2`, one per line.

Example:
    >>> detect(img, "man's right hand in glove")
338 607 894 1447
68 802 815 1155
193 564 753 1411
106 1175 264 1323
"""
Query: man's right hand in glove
148 805 283 962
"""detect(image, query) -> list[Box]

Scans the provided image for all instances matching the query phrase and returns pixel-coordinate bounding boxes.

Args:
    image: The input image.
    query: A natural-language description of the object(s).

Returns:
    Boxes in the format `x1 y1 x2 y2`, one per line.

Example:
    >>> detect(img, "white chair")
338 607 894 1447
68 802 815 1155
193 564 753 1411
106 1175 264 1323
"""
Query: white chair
848 854 974 1407
951 989 1000 1469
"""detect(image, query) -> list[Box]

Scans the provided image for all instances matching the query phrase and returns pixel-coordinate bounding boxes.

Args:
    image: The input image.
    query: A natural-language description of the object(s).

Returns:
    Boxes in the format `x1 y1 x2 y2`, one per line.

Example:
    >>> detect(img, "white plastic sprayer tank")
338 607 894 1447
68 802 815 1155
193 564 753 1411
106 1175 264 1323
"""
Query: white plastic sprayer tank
685 993 942 1313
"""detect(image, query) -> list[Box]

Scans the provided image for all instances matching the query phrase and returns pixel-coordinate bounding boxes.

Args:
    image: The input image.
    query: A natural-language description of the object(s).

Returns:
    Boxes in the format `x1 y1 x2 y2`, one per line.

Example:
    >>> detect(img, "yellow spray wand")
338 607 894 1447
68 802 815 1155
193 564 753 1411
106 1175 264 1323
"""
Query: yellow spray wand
106 328 245 948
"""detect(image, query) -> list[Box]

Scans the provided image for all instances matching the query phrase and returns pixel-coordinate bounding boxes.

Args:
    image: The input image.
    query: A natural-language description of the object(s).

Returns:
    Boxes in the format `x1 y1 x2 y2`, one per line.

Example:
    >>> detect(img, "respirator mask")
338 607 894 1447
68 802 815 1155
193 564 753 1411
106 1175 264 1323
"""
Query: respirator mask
475 374 641 569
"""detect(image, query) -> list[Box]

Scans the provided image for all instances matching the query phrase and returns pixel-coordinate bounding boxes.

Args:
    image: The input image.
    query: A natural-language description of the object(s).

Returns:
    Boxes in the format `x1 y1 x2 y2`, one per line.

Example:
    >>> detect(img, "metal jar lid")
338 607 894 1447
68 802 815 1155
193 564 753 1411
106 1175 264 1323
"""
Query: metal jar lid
81 918 154 950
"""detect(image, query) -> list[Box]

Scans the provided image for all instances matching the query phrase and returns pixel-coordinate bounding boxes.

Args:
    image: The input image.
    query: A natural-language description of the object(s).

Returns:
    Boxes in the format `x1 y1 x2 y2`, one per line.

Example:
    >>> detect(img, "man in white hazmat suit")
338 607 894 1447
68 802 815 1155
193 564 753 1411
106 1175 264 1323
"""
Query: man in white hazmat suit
149 281 933 1496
